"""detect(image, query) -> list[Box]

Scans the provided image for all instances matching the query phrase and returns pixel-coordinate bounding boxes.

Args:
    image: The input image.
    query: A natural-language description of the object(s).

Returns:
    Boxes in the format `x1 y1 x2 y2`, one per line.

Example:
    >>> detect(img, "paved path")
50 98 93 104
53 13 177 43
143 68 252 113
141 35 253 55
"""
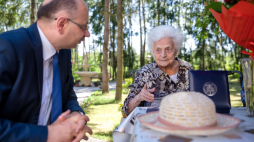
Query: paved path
74 82 116 105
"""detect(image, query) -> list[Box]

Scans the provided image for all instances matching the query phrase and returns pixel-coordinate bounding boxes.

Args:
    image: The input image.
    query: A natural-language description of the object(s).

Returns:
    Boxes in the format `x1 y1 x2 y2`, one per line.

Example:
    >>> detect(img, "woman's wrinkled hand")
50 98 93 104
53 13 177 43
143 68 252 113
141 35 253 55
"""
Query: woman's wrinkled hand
138 84 155 102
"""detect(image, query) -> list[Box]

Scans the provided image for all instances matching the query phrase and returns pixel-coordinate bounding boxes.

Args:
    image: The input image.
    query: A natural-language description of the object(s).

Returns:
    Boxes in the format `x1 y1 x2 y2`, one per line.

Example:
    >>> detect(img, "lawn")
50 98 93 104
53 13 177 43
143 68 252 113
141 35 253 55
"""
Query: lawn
82 77 243 141
82 90 128 142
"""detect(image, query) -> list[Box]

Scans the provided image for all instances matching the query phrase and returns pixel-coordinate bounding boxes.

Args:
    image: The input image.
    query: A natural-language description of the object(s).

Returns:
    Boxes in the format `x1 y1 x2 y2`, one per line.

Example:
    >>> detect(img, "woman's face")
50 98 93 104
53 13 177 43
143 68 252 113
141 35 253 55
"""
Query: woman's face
153 37 178 68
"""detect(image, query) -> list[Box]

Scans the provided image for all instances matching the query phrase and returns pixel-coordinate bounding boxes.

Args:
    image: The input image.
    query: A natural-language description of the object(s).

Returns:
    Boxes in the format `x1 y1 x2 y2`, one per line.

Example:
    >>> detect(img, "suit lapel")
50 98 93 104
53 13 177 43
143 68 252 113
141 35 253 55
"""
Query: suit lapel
28 22 43 99
28 23 68 97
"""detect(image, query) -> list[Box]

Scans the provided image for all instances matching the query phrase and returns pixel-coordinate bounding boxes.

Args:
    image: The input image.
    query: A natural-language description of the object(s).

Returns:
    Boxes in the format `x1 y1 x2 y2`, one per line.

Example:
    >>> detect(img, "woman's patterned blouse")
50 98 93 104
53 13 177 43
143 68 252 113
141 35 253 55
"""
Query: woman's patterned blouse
122 57 194 115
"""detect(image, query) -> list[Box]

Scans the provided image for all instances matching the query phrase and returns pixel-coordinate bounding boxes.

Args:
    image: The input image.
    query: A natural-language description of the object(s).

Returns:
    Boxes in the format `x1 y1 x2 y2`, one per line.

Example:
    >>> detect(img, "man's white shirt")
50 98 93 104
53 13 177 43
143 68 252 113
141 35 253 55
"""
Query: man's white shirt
37 25 57 125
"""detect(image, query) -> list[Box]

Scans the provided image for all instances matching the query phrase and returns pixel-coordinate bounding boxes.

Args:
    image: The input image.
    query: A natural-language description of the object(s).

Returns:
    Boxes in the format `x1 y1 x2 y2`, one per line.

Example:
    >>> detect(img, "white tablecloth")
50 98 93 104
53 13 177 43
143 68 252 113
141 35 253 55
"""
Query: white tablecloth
113 107 254 142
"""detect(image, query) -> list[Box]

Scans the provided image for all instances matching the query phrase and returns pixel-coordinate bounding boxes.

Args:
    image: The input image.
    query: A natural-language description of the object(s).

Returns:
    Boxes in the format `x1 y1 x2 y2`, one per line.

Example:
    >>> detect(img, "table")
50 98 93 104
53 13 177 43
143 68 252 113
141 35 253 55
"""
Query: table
113 107 254 142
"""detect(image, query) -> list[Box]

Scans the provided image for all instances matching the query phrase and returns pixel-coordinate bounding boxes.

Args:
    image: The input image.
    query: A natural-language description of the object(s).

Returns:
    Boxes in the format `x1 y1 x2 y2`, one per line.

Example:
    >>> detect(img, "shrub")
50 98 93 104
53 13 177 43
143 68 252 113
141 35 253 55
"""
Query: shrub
122 84 129 94
122 78 133 94
125 78 133 85
93 81 101 87
72 65 81 82
124 69 136 79
82 97 93 108
118 103 123 111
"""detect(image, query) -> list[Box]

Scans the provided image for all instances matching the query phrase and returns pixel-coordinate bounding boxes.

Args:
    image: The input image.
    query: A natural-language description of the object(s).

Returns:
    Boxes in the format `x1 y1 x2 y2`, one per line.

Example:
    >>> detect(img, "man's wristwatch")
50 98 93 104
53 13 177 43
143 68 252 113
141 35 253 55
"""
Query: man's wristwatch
78 111 87 125
79 111 84 115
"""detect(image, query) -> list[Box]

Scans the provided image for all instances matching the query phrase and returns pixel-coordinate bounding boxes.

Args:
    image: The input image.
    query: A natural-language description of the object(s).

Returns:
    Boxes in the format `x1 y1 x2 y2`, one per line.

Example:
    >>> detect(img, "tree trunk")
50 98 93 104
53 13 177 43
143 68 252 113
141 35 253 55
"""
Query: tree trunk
100 44 102 72
111 0 116 80
30 0 35 25
128 39 131 69
157 0 160 26
102 0 110 93
112 25 116 80
128 9 132 70
139 0 144 67
142 0 146 63
112 29 116 80
115 0 123 101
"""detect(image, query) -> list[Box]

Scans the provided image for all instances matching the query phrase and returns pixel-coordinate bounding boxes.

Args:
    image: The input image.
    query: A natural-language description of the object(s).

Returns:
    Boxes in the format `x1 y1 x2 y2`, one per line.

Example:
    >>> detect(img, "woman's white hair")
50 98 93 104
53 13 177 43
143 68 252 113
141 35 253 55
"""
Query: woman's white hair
147 25 185 55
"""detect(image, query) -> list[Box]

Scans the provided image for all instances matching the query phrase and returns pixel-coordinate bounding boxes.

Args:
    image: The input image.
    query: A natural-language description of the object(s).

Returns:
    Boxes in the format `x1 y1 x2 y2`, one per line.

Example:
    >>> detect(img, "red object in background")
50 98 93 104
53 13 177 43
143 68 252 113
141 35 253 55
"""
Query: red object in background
208 1 254 57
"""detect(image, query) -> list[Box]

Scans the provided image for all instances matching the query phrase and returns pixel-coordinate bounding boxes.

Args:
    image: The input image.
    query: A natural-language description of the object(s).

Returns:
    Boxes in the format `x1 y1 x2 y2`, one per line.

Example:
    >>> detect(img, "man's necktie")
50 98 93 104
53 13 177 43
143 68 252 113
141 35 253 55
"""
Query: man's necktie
51 52 62 123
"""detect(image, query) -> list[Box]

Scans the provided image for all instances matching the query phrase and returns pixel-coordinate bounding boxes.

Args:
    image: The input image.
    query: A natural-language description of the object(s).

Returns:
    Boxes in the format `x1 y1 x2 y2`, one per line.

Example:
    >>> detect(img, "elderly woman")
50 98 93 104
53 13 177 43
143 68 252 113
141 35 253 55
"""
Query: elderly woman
122 25 193 116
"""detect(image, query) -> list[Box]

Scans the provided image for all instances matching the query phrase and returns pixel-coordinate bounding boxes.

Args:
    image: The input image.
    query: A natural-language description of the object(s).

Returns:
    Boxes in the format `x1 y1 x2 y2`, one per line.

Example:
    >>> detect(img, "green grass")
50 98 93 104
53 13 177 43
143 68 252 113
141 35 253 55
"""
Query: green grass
81 90 118 108
82 90 128 142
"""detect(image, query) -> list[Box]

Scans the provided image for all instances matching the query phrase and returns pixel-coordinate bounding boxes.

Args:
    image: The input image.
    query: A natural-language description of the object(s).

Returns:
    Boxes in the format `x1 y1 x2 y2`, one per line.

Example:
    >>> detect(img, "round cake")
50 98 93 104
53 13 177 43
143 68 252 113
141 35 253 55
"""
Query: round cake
159 92 216 128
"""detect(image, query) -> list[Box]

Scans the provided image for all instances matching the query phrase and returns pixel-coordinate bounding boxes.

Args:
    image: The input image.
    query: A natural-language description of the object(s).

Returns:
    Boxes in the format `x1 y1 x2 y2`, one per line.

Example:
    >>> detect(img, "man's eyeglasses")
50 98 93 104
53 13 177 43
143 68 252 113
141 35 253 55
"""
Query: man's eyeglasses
54 18 89 32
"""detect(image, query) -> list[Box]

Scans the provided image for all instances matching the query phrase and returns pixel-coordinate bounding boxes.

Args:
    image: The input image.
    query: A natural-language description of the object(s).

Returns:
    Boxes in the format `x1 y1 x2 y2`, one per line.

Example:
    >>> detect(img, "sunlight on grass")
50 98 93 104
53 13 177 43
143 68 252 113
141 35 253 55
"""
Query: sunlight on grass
82 90 128 142
85 104 121 141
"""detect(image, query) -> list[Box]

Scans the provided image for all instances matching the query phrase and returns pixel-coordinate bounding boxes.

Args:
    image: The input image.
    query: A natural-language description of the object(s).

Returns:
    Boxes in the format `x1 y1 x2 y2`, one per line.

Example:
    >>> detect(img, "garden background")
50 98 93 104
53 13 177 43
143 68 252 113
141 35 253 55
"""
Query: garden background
0 0 246 141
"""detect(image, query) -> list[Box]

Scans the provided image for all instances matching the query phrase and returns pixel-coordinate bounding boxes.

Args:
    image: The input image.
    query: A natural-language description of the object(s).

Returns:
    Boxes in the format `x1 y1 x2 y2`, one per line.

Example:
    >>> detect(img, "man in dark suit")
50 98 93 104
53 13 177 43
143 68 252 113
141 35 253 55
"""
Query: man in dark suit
0 0 92 141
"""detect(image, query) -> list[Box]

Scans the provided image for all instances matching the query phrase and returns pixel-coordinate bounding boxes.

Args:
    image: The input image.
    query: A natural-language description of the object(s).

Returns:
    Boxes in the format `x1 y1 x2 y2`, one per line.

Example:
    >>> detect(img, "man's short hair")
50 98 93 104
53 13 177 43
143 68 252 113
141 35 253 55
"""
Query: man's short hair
37 0 77 20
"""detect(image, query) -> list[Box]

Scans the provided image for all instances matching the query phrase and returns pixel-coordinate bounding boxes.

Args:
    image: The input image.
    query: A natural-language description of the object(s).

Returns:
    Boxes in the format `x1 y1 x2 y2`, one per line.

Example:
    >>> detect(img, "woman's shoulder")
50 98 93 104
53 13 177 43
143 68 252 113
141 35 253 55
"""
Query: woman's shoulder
136 62 156 73
177 58 193 69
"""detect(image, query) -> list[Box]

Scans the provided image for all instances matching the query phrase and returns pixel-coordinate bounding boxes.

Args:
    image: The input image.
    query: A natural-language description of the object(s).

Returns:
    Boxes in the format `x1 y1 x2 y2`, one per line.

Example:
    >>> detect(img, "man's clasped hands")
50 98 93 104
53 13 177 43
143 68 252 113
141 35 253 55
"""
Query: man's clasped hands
47 110 93 142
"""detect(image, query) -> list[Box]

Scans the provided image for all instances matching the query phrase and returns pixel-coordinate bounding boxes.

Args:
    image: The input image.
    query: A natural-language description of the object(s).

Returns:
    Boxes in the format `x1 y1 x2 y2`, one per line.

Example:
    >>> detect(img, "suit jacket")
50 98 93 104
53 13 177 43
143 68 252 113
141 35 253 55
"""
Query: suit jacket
0 23 84 142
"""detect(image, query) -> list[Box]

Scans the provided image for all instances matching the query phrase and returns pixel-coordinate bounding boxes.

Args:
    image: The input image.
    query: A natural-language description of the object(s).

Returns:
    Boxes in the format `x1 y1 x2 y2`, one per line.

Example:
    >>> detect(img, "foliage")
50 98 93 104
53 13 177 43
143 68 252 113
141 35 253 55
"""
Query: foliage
122 84 129 94
122 78 133 94
81 97 93 108
71 64 81 82
81 90 117 108
1 0 247 86
0 0 44 32
0 0 23 29
124 69 136 79
93 81 101 87
87 0 104 35
89 52 102 72
123 46 136 71
206 2 224 13
118 103 123 111
125 78 133 85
